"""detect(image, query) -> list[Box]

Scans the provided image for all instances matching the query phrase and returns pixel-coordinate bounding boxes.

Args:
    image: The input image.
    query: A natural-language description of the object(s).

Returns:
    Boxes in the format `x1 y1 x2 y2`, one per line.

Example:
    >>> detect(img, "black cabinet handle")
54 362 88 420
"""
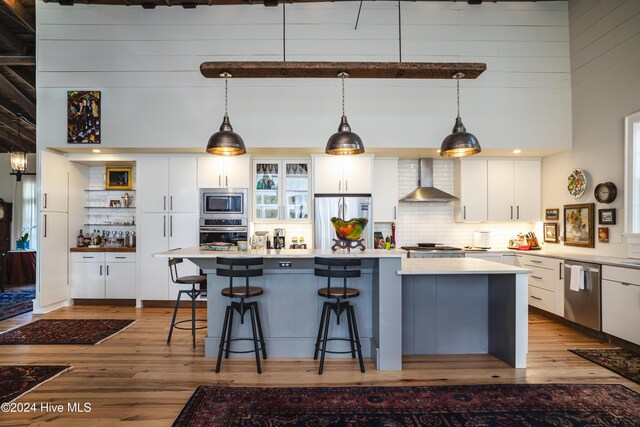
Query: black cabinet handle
531 296 542 301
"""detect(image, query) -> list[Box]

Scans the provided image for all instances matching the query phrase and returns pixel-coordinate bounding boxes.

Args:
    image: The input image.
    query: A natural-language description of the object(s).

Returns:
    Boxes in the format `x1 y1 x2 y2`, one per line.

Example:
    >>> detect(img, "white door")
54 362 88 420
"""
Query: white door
70 262 105 298
169 157 198 213
513 159 541 221
39 150 69 212
38 211 69 307
106 262 136 299
487 160 515 221
224 155 251 188
313 156 342 193
137 157 169 212
168 212 199 299
138 213 169 300
459 159 487 222
197 156 224 188
373 158 398 222
342 156 373 194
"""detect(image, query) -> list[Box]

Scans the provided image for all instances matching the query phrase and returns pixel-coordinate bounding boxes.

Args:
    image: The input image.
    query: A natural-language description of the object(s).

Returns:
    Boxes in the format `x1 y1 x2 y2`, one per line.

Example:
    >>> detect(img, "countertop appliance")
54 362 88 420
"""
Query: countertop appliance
473 231 491 249
564 261 601 331
313 194 373 250
401 245 464 258
200 188 247 220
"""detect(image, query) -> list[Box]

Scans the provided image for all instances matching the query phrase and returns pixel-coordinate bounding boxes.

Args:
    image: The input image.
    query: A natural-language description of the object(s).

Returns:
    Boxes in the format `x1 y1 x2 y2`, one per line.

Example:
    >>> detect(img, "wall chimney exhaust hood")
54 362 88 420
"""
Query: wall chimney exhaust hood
400 158 458 202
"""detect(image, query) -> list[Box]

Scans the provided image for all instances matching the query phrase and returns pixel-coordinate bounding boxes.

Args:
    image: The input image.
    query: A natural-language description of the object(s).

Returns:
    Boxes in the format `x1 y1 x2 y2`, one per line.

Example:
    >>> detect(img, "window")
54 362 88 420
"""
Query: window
624 111 640 234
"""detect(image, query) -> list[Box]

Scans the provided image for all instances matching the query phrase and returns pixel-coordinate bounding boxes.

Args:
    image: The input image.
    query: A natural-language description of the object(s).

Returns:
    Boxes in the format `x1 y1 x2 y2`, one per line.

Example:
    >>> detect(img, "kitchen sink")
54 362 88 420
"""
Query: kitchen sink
621 261 640 265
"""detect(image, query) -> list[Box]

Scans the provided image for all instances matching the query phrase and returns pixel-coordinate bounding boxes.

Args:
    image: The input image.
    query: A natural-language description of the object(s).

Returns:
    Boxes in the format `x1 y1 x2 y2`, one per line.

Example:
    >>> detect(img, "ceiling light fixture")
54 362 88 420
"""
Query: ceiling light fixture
92 149 101 153
439 72 481 158
9 114 35 182
325 72 364 156
206 72 246 156
513 149 522 154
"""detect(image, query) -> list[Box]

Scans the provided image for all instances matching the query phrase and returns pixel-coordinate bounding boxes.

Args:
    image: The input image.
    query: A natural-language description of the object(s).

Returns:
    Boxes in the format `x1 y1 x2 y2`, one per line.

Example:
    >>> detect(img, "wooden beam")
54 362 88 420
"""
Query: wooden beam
0 114 35 143
2 65 34 91
201 61 486 79
0 55 35 65
0 22 24 53
0 0 36 33
0 127 34 152
0 72 35 118
0 96 34 125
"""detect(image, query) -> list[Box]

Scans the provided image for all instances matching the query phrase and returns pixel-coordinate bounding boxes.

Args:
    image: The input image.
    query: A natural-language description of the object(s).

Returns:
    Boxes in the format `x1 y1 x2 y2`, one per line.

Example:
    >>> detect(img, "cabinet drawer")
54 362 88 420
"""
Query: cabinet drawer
602 279 640 345
602 266 640 287
528 266 555 292
528 285 554 313
106 253 136 263
70 253 105 263
522 255 555 270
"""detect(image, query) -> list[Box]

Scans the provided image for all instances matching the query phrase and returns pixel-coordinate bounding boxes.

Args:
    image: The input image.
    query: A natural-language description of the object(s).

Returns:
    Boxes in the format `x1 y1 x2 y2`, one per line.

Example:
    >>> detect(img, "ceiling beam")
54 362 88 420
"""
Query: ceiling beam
0 21 24 53
0 71 35 119
0 127 34 152
0 56 35 66
0 114 35 143
0 97 35 126
2 65 34 91
201 61 486 79
0 0 36 33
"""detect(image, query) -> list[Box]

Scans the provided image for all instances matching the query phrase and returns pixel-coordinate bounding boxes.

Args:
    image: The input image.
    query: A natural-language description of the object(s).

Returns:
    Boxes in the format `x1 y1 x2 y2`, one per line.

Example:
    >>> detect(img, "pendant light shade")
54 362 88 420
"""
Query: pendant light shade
325 72 364 155
206 73 246 156
440 72 481 158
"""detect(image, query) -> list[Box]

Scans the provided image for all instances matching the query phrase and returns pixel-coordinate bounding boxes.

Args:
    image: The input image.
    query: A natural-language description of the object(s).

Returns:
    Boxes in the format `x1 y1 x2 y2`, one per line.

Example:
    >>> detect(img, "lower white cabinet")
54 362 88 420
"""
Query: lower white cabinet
464 253 505 263
70 252 136 299
519 254 564 316
602 266 640 345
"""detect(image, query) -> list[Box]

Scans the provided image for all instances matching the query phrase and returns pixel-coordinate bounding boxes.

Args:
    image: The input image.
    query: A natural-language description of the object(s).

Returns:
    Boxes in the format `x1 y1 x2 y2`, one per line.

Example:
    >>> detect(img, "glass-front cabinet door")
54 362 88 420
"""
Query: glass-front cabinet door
253 159 310 222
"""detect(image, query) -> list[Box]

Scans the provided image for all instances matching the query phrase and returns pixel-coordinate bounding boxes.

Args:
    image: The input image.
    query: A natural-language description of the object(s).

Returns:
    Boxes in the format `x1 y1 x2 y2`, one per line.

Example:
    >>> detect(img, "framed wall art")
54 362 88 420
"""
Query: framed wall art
68 91 101 144
598 208 616 225
543 223 558 243
545 209 559 221
564 203 594 248
598 227 609 243
105 167 132 190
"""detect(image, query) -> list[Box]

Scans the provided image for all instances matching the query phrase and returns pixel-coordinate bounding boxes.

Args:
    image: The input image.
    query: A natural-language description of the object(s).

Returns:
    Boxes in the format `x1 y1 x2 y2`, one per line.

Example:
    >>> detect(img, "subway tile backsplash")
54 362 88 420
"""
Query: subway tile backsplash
374 159 536 248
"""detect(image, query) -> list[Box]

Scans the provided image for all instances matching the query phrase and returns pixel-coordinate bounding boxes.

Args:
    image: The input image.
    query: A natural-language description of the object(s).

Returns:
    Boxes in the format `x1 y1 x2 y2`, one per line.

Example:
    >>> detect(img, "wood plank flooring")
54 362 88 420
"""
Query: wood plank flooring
0 305 637 426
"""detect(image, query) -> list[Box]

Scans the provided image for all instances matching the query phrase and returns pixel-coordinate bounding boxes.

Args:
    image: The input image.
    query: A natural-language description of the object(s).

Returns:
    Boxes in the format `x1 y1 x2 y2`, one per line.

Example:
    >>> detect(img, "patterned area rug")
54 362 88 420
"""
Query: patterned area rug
0 365 70 403
0 287 35 321
0 319 135 345
570 348 640 385
173 384 640 426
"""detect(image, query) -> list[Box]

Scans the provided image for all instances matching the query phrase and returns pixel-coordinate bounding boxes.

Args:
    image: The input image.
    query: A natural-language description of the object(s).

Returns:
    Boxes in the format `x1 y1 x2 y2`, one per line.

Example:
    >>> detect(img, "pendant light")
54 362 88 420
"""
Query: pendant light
440 72 481 158
206 72 246 156
325 72 365 156
10 114 29 182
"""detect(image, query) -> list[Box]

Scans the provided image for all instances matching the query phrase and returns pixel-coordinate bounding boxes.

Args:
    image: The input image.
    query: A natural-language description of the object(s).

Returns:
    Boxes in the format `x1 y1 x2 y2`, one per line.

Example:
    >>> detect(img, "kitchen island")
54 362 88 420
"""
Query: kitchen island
154 248 530 370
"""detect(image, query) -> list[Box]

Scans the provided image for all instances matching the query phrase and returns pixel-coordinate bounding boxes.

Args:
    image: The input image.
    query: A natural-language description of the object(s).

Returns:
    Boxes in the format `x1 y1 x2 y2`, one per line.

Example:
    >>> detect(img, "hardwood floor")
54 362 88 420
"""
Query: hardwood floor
0 305 637 426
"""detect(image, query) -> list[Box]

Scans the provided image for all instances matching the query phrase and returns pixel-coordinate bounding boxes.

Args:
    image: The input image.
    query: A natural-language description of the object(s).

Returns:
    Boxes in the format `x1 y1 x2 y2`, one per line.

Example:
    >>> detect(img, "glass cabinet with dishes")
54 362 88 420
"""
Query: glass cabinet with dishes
253 159 310 222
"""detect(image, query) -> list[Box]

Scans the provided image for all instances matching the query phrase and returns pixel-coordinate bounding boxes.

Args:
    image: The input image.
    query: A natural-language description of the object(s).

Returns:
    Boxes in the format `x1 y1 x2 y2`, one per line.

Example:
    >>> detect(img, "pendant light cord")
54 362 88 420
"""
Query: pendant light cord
341 73 346 116
456 77 460 118
224 73 229 116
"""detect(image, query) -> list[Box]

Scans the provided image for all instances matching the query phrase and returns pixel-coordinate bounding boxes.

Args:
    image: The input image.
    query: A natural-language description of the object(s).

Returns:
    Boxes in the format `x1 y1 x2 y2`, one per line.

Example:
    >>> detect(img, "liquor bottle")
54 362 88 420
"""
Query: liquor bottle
391 222 396 248
77 230 85 247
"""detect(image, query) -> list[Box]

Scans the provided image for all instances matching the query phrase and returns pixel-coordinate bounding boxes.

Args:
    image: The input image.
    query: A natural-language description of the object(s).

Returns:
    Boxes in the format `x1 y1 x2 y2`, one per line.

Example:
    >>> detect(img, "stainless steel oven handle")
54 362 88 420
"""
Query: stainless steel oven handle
199 227 248 232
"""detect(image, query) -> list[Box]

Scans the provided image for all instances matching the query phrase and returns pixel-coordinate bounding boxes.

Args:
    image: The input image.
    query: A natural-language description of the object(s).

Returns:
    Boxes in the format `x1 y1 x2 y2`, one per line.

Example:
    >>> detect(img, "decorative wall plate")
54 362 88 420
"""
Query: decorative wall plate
567 169 587 198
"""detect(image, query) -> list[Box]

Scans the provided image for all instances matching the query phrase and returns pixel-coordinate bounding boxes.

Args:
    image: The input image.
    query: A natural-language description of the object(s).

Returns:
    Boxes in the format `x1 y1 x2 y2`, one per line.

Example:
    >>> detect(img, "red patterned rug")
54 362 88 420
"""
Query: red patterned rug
0 319 135 345
0 365 70 403
173 384 640 426
570 348 640 385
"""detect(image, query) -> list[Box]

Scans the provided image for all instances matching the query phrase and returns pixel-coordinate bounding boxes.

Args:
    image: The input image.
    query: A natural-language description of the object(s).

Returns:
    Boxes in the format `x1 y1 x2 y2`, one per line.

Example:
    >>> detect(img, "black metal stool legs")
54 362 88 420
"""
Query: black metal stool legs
167 290 183 345
349 304 365 373
216 306 232 373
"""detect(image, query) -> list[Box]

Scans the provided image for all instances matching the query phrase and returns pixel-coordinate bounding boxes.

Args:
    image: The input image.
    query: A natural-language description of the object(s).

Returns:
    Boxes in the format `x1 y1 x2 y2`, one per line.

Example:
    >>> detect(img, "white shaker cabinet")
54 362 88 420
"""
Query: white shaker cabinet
313 155 373 194
602 266 640 345
137 157 198 213
487 159 540 222
70 252 136 299
197 156 250 189
373 158 398 222
40 150 69 212
455 159 487 222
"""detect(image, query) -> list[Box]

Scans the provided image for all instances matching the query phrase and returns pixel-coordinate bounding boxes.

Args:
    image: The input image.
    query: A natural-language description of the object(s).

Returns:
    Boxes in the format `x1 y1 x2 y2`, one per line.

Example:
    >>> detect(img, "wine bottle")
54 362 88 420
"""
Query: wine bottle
77 229 84 247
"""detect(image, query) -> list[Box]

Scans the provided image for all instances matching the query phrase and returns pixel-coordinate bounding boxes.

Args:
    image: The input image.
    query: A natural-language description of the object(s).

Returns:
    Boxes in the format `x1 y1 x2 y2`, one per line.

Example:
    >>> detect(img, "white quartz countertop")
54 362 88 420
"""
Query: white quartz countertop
153 247 405 259
399 257 531 275
510 249 640 270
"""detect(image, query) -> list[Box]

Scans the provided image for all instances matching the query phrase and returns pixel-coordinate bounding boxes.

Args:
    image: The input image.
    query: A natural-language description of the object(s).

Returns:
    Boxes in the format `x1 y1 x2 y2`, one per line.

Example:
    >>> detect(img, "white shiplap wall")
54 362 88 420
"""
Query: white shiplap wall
374 159 535 247
36 1 571 152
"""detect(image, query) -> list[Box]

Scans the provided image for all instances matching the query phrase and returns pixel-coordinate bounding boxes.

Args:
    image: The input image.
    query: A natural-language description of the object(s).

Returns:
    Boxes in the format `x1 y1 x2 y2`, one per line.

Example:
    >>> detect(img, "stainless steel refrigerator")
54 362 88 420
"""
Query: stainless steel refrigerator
313 194 373 250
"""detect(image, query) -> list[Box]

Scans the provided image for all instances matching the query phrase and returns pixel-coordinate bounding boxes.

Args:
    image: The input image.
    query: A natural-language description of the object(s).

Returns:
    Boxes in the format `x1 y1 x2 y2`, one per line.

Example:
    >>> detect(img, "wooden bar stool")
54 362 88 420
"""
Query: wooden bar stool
313 257 365 375
167 257 207 349
215 257 267 374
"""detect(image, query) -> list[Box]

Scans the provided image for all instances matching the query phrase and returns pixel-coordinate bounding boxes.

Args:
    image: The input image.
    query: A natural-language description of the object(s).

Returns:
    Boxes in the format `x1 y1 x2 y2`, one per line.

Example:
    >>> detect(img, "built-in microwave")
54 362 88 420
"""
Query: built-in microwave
200 188 248 219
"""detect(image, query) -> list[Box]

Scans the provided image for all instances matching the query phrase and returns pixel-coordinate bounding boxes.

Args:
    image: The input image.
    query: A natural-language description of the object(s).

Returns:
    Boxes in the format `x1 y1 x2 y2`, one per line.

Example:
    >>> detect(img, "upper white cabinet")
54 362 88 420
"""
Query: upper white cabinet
137 157 198 213
253 159 311 222
197 155 250 189
313 155 373 194
455 159 487 222
487 159 541 222
40 150 69 212
373 158 398 222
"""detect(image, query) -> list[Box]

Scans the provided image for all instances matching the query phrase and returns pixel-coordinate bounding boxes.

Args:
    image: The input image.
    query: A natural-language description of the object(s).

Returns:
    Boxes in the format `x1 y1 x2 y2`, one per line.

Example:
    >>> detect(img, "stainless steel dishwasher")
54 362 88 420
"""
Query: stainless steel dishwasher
564 261 601 331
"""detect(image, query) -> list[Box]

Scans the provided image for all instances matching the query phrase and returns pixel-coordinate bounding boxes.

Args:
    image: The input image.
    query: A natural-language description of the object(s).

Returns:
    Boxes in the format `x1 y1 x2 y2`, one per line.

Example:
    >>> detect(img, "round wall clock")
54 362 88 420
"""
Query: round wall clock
594 182 617 204
567 169 587 198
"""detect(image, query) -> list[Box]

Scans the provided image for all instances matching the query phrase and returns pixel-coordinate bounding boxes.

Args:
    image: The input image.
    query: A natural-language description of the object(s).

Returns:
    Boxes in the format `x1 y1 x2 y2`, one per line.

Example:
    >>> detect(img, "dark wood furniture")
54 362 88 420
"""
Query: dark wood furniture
166 257 207 349
215 257 266 374
2 250 36 291
314 257 365 375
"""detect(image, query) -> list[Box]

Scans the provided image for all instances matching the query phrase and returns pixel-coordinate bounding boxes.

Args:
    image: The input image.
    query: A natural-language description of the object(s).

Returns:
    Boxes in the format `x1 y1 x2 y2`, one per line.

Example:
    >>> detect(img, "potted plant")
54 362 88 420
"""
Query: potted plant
16 226 35 250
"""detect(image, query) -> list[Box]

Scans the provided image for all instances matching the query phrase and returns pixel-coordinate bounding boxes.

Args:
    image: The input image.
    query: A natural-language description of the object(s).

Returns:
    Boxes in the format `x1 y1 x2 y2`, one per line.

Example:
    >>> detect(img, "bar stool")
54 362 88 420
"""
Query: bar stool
167 257 207 349
215 257 267 374
313 257 365 375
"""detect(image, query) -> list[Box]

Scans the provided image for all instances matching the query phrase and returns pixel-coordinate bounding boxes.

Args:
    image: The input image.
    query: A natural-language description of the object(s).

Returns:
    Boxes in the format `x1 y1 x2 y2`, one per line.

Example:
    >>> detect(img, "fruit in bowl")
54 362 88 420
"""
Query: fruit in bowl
331 217 368 241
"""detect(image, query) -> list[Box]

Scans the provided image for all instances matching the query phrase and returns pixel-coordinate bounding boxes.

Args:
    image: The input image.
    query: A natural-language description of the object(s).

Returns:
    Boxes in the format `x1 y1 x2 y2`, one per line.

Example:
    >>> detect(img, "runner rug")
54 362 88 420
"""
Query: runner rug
570 348 640 385
173 384 640 426
0 365 70 403
0 319 135 345
0 287 35 321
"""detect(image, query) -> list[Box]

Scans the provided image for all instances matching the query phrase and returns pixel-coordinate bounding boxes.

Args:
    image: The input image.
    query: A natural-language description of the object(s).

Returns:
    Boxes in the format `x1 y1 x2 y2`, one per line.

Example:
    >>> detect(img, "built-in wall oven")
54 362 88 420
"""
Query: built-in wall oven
199 188 248 246
199 219 248 246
